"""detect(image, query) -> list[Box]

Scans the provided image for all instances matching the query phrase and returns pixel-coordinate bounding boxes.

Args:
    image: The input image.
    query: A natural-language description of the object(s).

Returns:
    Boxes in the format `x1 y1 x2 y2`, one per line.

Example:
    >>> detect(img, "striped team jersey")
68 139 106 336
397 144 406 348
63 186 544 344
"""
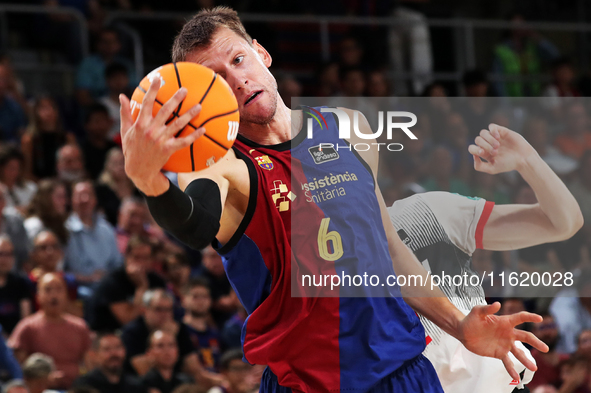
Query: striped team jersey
214 108 426 392
387 193 536 393
388 192 494 345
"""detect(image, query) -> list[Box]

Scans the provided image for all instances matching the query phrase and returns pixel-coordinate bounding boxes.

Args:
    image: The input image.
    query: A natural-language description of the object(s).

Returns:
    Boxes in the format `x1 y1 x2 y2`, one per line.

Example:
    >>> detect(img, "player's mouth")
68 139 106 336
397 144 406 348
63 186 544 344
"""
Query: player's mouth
244 90 263 106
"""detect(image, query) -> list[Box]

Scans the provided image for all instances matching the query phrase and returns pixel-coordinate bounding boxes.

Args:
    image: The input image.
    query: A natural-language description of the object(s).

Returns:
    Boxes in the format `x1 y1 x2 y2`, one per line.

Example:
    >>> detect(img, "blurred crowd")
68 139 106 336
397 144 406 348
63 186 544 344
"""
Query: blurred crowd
0 1 586 393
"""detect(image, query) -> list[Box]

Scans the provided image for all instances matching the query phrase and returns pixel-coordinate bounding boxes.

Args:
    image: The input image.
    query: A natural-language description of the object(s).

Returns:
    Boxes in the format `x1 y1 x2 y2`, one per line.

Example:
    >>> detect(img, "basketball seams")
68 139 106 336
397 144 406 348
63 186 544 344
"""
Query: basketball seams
199 73 218 105
132 63 239 172
173 62 184 117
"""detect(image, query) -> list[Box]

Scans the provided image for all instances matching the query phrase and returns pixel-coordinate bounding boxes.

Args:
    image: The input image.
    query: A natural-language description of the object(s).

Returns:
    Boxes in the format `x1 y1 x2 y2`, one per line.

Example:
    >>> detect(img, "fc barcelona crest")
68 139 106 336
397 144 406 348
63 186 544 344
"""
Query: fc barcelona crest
255 155 274 170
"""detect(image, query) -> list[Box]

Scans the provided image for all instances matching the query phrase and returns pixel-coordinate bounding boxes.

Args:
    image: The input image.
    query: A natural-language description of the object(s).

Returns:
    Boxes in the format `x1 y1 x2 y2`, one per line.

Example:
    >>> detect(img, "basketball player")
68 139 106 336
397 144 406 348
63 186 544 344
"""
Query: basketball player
388 124 583 393
119 7 548 393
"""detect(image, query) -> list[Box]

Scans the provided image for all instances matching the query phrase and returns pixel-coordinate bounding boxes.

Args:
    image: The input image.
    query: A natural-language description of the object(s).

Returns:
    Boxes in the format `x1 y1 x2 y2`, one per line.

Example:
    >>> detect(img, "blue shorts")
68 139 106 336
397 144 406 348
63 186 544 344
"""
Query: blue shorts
259 354 444 393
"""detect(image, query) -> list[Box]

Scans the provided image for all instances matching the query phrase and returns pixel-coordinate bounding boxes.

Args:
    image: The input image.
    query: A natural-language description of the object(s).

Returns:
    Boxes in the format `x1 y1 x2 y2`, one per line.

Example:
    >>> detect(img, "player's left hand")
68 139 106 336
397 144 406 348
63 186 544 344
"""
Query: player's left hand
458 302 549 381
468 123 537 174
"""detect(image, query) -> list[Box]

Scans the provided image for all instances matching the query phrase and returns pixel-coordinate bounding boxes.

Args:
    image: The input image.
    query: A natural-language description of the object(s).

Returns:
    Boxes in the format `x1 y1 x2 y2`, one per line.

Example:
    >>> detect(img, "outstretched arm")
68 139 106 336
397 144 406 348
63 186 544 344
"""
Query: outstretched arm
470 124 584 251
345 108 548 381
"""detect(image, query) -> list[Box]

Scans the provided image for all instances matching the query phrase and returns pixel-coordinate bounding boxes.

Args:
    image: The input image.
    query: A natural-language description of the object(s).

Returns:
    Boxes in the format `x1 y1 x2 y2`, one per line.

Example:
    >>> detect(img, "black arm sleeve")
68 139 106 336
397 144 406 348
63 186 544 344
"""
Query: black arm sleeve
144 178 222 250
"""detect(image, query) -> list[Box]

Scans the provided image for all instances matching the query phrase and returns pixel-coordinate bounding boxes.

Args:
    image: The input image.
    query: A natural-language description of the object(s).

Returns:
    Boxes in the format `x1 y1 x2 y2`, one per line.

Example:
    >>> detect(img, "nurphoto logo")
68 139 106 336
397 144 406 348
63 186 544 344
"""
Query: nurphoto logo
304 107 418 152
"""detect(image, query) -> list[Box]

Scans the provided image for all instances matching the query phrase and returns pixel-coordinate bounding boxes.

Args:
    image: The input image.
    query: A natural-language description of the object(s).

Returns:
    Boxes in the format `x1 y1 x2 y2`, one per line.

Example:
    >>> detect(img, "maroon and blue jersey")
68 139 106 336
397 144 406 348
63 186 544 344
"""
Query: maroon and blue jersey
214 108 426 392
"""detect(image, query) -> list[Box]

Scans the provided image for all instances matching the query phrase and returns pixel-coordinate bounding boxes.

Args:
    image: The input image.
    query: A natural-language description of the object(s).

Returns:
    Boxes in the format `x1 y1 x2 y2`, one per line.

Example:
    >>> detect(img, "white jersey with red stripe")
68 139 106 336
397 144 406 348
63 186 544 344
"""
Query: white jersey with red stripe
388 192 535 393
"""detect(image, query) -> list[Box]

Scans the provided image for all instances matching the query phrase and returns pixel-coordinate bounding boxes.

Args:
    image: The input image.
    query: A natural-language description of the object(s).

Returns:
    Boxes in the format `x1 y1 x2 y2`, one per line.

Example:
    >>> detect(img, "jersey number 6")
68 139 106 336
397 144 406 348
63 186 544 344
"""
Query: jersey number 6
317 218 344 261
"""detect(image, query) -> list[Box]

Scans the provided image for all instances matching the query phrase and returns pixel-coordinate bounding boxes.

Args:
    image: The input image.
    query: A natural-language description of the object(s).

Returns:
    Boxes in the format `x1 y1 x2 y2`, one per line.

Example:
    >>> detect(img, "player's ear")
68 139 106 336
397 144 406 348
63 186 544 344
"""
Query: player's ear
252 39 272 68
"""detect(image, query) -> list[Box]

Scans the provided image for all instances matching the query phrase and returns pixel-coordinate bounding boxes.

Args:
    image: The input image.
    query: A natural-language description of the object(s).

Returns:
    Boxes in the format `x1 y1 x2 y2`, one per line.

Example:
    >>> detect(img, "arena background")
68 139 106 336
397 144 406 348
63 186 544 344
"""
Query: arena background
0 1 588 393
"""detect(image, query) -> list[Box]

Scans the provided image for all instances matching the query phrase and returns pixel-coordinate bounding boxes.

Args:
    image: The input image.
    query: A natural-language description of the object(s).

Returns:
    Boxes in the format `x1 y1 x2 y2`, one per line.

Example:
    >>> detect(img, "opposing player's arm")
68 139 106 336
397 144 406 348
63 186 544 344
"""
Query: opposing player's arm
471 124 584 251
346 109 547 380
120 76 248 249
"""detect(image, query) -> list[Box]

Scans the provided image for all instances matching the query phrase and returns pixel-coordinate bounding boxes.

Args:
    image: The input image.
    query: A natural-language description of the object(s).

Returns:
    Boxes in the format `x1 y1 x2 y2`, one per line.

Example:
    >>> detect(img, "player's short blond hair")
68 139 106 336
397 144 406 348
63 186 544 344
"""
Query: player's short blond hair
172 6 252 62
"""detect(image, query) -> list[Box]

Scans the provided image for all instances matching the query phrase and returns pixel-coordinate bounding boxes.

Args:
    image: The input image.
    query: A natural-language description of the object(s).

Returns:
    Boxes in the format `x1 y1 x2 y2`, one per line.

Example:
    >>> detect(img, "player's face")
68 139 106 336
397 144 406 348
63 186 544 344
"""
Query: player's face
186 28 278 126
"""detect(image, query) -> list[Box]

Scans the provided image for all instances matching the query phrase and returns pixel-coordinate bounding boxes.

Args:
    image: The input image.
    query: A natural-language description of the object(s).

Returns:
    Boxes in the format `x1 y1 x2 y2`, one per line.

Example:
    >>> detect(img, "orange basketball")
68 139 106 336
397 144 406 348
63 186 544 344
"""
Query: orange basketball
130 62 240 173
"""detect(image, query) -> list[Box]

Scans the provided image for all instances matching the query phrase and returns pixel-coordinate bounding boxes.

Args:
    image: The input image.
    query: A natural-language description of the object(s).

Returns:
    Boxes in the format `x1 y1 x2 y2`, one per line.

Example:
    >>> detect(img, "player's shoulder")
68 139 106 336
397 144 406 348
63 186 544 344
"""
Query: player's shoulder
390 191 454 209
389 191 484 219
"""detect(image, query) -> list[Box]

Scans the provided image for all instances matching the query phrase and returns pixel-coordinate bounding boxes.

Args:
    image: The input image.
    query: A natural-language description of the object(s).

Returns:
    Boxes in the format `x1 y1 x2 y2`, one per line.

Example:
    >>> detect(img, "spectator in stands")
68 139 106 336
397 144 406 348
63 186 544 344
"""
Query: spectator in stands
422 81 448 98
337 37 365 70
0 145 37 215
8 273 92 390
568 151 591 229
522 117 577 176
420 81 451 145
577 329 591 362
140 330 192 393
339 67 365 97
64 180 122 285
22 353 58 393
197 246 239 327
0 55 26 114
28 231 79 316
76 28 136 106
420 146 472 195
207 349 255 393
0 64 27 144
99 63 130 141
81 104 118 180
24 180 69 245
3 379 28 393
366 70 391 97
95 147 137 226
115 197 164 254
492 13 560 97
550 269 591 354
554 102 591 159
220 306 246 351
458 69 495 139
121 289 218 385
28 231 63 282
165 252 192 310
314 62 340 97
0 186 30 268
556 355 589 393
0 236 31 335
72 332 147 393
543 57 580 121
183 279 221 372
21 97 77 181
529 313 565 390
277 75 302 109
88 235 165 331
121 290 189 374
500 297 526 314
56 145 86 183
471 171 510 205
441 112 472 182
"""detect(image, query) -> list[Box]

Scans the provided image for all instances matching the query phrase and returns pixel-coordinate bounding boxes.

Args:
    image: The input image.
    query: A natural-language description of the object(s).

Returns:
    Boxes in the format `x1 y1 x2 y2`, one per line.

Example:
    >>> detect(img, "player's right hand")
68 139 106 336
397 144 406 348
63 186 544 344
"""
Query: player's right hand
119 76 205 195
468 123 537 175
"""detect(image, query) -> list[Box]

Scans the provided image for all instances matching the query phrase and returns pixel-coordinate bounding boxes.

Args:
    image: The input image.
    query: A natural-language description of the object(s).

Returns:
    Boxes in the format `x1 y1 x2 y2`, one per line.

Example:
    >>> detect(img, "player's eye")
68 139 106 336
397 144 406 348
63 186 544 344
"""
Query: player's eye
233 55 244 65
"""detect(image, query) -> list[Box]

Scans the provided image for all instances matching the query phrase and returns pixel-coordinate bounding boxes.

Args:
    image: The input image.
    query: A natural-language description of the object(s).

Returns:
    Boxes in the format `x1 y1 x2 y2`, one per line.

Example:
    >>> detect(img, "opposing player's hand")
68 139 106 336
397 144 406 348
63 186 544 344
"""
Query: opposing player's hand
468 123 537 175
119 76 205 194
459 302 548 381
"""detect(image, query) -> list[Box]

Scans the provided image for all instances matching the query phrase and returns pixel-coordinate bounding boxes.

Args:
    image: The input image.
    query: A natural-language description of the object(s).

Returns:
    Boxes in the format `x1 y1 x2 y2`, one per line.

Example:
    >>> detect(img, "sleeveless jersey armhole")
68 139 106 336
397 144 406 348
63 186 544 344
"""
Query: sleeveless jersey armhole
213 147 259 254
